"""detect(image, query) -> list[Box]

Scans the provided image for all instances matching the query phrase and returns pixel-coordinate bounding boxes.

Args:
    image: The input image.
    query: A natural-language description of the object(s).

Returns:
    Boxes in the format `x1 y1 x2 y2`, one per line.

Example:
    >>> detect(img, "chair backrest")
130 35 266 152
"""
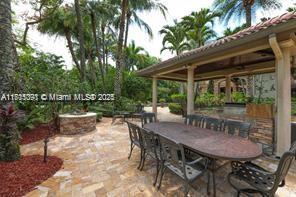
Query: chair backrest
158 135 185 175
224 120 251 138
135 104 144 113
141 112 156 127
184 114 204 127
139 127 158 155
126 121 141 144
271 142 296 194
204 116 223 131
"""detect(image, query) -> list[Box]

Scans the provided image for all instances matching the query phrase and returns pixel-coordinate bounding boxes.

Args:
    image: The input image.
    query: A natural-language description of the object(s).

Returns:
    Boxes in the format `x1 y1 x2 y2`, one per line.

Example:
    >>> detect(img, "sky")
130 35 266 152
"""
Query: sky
13 0 295 69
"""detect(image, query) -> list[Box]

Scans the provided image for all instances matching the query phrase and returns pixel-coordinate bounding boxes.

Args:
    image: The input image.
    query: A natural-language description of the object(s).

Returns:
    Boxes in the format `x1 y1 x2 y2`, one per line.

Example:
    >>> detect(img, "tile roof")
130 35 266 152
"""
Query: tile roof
138 12 296 75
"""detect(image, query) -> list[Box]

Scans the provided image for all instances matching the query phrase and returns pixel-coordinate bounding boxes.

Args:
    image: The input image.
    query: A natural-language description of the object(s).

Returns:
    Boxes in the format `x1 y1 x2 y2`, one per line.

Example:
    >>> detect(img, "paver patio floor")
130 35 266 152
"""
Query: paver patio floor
23 108 296 197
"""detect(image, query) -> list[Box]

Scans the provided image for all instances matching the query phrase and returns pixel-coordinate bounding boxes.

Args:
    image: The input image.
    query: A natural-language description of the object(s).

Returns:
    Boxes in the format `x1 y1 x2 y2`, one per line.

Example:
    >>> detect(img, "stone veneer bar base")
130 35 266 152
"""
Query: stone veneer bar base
59 113 97 135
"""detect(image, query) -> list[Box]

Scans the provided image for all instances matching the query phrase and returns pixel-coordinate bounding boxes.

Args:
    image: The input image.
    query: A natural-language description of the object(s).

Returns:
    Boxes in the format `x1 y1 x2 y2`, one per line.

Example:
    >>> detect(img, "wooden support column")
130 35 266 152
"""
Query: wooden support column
226 76 232 103
152 77 158 119
276 47 291 156
187 66 195 115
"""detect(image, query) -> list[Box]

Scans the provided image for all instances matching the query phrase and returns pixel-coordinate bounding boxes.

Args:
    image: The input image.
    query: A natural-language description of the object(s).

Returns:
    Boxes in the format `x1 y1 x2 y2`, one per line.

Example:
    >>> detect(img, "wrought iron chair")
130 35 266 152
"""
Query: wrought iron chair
138 127 161 186
132 104 145 120
203 116 223 131
228 142 296 197
157 135 209 196
184 114 204 127
126 121 143 169
141 112 156 127
223 120 251 138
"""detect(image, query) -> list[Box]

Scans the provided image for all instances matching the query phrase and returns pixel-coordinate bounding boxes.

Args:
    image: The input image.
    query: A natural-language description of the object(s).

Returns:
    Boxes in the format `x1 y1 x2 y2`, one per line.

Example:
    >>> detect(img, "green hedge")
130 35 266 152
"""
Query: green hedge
168 103 182 114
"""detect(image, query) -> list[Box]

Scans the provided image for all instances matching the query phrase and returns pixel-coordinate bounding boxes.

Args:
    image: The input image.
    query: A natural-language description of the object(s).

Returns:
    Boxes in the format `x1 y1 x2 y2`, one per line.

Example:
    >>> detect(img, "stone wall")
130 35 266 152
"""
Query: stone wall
59 113 97 135
196 109 274 146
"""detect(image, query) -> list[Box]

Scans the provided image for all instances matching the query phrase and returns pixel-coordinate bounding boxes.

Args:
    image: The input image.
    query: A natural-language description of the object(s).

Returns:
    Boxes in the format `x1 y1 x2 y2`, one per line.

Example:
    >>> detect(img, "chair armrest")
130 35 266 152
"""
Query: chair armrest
186 157 209 169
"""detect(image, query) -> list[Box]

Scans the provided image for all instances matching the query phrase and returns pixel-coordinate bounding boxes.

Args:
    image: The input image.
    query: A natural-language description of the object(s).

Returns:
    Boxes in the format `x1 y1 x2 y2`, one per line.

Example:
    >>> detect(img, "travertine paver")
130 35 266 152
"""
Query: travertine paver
23 107 296 197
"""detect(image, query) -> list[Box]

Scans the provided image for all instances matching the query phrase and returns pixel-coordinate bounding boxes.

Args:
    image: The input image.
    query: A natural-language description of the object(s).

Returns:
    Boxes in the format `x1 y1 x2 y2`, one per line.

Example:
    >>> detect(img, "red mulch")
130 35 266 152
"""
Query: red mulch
0 155 63 197
21 124 57 145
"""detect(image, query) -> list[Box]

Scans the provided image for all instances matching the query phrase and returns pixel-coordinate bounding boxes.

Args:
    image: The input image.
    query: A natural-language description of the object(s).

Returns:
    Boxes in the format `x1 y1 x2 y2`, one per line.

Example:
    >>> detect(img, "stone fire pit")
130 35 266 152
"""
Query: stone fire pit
59 112 97 135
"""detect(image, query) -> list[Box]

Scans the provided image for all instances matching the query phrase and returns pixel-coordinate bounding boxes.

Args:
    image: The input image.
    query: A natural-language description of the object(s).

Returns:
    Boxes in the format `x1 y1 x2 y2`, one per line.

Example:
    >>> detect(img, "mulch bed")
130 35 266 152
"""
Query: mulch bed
0 155 63 197
21 124 57 145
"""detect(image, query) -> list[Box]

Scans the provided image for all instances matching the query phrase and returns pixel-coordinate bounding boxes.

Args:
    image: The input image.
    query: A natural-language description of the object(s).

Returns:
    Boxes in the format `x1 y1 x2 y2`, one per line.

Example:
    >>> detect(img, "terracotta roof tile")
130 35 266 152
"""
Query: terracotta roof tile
138 12 296 75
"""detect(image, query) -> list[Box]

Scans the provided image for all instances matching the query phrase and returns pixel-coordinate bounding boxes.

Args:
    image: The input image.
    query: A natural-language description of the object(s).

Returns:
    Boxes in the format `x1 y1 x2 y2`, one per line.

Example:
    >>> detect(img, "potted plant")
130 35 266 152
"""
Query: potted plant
159 98 166 108
246 75 275 119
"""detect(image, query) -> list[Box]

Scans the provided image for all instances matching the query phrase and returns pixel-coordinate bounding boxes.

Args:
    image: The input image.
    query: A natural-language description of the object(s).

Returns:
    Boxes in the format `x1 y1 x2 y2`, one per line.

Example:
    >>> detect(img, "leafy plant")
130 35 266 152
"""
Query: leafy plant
168 103 182 114
232 92 246 103
195 93 224 108
159 98 166 103
0 104 24 161
171 94 186 104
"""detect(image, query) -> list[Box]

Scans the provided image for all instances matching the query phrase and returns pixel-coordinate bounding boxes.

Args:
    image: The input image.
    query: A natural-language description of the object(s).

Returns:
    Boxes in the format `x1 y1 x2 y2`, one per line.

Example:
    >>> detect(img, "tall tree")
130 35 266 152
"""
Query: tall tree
223 24 247 37
0 0 15 95
74 0 86 81
124 0 167 50
212 0 281 27
125 40 146 71
287 3 296 12
160 21 190 55
38 6 82 75
0 0 22 162
114 0 128 97
181 9 220 48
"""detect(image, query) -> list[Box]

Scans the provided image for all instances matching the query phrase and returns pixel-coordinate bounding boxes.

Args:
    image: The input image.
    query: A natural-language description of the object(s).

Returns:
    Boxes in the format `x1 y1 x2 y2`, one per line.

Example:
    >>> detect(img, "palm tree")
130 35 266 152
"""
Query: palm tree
74 0 86 81
223 24 247 36
38 6 85 78
287 4 296 12
125 40 147 71
212 0 282 27
181 9 220 47
0 0 21 162
124 0 167 49
114 0 128 97
160 21 190 55
0 0 16 95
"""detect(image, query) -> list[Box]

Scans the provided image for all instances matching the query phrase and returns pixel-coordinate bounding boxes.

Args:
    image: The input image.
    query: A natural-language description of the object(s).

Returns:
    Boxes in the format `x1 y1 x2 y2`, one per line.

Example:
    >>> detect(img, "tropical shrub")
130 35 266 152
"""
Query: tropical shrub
250 97 275 104
0 104 24 161
171 94 186 104
232 92 246 103
195 93 224 108
159 98 166 103
168 103 182 114
17 105 48 130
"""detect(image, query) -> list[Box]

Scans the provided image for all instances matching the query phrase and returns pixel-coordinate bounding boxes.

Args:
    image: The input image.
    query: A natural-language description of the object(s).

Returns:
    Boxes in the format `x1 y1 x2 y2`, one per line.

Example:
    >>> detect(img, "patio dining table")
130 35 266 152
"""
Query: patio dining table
144 121 262 196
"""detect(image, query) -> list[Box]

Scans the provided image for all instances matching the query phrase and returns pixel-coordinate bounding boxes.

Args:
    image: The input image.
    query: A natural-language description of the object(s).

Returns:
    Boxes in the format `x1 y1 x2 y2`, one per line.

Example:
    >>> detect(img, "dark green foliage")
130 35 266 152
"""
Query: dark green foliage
159 98 166 103
232 92 246 103
0 104 24 161
195 93 225 108
168 103 182 114
171 94 186 104
122 72 151 102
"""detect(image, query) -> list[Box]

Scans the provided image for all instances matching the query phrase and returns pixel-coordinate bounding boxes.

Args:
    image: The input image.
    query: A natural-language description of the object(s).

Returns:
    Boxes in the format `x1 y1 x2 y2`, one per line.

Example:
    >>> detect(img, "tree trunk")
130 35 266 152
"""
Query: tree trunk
0 0 21 162
90 11 105 89
244 2 252 27
123 11 131 70
0 0 15 95
65 30 81 74
74 0 86 81
114 0 128 98
101 25 106 73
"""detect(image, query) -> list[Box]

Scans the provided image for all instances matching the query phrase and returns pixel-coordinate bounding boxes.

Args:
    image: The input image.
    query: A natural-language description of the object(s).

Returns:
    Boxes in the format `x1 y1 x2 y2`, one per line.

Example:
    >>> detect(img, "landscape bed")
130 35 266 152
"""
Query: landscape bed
0 155 63 197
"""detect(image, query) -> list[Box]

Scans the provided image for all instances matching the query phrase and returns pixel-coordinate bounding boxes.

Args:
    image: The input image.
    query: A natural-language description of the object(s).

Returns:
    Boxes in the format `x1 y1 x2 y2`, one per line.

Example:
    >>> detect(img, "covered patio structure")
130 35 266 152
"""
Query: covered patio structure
137 12 296 156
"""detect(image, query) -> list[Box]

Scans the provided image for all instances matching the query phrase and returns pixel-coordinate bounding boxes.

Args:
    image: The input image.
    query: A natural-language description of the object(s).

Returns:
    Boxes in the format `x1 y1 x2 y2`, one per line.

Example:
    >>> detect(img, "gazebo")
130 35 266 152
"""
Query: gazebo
137 12 296 156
